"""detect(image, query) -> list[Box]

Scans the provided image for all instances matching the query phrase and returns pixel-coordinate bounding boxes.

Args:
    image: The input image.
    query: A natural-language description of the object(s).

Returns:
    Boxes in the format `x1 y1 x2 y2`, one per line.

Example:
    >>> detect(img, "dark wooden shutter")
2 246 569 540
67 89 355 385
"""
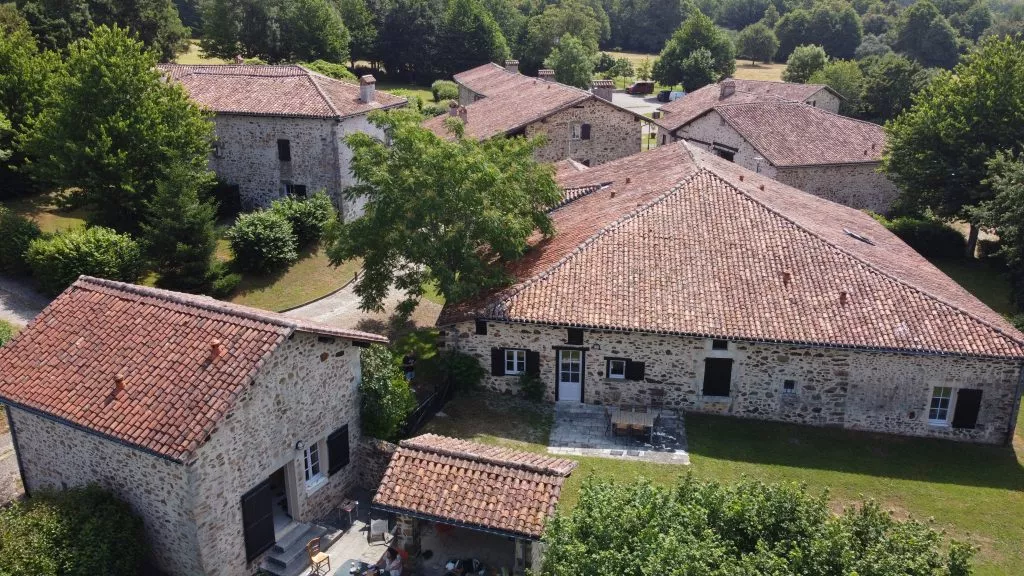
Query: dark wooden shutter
951 389 982 429
526 350 540 376
491 348 505 376
327 425 350 475
475 319 488 335
241 479 276 561
702 358 733 396
625 361 645 381
277 139 291 161
580 124 591 140
567 328 583 345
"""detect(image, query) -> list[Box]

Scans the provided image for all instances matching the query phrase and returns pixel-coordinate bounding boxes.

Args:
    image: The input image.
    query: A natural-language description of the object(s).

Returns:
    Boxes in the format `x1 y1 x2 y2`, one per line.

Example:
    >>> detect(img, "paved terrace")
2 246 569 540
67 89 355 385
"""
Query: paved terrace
548 403 690 464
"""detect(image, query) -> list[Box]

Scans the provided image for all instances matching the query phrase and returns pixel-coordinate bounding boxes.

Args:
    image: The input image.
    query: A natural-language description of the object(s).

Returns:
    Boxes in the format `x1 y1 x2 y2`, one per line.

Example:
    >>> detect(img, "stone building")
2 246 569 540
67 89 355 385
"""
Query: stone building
0 277 387 576
159 64 407 219
423 61 651 167
439 143 1024 445
654 79 896 213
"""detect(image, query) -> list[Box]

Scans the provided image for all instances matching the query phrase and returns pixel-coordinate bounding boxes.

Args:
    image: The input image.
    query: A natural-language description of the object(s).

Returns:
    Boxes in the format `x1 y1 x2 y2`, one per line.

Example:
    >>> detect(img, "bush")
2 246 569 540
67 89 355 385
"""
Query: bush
207 261 242 298
595 51 617 72
519 372 544 402
782 44 828 83
0 485 147 576
977 238 1003 261
226 210 299 274
0 319 15 346
431 79 459 102
0 205 41 275
25 227 144 296
269 191 336 247
301 59 357 80
360 344 418 441
440 349 486 392
880 216 966 258
421 103 449 117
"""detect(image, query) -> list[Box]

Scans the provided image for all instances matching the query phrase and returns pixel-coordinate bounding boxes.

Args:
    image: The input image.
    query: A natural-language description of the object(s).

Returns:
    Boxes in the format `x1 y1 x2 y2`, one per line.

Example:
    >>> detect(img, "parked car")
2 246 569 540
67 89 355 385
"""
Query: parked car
657 89 672 102
626 81 655 95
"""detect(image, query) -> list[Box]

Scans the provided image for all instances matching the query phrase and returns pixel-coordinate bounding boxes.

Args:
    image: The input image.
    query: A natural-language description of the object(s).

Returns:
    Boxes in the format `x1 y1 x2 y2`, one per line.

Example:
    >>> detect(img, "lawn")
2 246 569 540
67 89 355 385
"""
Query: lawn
422 391 1024 576
175 40 228 65
375 80 435 105
929 257 1015 317
603 51 785 83
4 192 88 234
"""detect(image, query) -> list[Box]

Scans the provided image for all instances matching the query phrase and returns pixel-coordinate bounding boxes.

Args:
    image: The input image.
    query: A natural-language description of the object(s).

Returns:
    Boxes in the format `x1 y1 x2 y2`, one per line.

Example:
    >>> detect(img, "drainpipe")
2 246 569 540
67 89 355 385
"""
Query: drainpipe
1006 362 1024 445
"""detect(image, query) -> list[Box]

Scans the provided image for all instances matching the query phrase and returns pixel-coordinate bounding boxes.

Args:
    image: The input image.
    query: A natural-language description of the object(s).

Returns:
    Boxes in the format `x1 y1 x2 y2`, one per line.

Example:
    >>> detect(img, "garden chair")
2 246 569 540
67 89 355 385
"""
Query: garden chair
306 537 330 575
369 518 390 544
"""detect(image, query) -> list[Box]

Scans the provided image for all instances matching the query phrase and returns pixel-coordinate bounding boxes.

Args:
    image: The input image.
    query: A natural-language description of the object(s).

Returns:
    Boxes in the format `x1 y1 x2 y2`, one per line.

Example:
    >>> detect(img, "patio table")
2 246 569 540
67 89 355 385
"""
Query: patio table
610 409 655 441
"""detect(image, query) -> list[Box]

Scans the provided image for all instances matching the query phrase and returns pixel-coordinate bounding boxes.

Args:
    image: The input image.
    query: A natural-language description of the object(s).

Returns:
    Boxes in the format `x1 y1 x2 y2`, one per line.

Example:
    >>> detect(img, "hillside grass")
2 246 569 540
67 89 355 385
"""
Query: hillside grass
175 40 228 65
603 51 786 83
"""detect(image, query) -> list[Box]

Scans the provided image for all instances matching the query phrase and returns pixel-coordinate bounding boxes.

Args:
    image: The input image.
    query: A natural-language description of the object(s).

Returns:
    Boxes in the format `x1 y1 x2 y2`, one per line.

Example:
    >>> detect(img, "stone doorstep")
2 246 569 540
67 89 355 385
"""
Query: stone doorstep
262 522 341 576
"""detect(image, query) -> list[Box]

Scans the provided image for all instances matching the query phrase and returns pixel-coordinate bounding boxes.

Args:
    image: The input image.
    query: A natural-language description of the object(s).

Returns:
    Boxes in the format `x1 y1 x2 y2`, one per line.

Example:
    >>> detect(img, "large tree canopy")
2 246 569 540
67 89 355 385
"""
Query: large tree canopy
438 0 510 77
201 0 350 63
326 110 562 316
773 1 862 60
892 0 961 69
858 52 927 122
975 152 1024 306
521 0 607 72
545 33 595 88
653 9 735 89
883 36 1024 255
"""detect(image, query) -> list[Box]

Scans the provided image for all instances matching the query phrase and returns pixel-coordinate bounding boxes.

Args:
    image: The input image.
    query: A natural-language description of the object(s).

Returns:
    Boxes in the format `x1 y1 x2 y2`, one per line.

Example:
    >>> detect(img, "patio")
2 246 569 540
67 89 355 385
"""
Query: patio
547 403 690 464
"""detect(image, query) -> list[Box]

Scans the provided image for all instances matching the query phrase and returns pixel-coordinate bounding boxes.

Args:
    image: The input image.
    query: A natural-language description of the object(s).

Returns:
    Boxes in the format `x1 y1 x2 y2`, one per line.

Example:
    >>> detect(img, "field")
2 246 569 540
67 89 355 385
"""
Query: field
175 40 228 65
604 51 786 83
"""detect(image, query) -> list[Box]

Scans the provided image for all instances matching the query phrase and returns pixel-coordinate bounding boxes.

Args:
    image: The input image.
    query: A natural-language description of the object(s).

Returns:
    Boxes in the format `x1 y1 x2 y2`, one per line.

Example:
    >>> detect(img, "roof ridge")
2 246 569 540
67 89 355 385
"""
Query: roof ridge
720 98 886 131
399 434 576 476
305 71 341 117
713 168 1024 349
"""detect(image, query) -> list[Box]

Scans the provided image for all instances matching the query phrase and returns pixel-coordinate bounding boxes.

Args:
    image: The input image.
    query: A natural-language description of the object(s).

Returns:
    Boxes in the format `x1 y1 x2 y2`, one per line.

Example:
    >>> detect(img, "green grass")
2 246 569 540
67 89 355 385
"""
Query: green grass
375 80 434 105
423 391 1024 575
3 192 88 234
929 258 1015 317
602 51 785 84
223 244 361 312
175 40 228 65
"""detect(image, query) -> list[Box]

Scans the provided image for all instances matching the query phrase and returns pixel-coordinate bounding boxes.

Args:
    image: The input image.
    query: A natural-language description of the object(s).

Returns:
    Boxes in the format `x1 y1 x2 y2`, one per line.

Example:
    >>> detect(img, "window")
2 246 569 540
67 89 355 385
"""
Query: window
567 328 584 345
714 149 735 162
607 359 627 379
783 379 796 393
277 139 291 161
928 386 953 425
702 358 733 397
661 135 667 145
303 443 323 488
283 183 307 198
570 123 583 140
712 339 729 350
327 425 350 475
505 349 526 375
475 319 487 335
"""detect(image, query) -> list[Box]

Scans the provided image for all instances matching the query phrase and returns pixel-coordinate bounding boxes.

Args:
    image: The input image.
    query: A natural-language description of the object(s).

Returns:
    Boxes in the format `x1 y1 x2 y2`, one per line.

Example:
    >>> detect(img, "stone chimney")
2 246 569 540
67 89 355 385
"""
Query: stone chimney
234 54 244 65
591 79 614 102
448 100 459 116
538 69 556 81
504 59 519 74
457 105 468 123
359 74 376 104
719 78 735 100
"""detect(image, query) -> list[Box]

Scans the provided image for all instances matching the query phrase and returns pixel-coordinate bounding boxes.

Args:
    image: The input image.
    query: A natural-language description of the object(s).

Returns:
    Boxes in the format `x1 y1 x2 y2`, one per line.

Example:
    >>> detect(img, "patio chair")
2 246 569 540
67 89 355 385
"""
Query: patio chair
306 537 331 575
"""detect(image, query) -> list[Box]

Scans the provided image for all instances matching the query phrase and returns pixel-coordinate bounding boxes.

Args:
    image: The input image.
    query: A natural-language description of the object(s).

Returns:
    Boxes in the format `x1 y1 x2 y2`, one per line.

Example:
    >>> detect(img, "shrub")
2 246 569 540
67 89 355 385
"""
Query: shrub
0 205 41 275
0 485 147 576
301 59 357 80
595 51 616 72
25 227 144 296
440 349 486 392
431 79 459 102
360 344 418 441
880 216 966 258
519 372 545 402
421 103 449 117
0 319 15 346
269 191 336 247
226 210 298 273
208 261 242 298
782 44 828 83
976 238 1003 261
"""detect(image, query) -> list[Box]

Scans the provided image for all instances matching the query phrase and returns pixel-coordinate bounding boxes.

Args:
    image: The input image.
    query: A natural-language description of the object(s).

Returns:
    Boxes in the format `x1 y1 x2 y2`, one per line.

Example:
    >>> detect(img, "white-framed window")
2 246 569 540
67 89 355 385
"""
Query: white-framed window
303 443 324 490
570 122 583 140
928 386 954 425
607 359 627 379
505 349 526 375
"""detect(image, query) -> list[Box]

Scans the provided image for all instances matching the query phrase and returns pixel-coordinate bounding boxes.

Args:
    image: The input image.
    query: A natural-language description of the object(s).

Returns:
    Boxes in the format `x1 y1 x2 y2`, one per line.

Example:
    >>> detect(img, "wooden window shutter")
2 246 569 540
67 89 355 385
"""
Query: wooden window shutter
702 358 733 396
241 479 276 561
580 124 591 140
567 328 584 345
327 424 350 475
625 361 645 381
491 348 505 376
526 350 540 376
951 389 982 429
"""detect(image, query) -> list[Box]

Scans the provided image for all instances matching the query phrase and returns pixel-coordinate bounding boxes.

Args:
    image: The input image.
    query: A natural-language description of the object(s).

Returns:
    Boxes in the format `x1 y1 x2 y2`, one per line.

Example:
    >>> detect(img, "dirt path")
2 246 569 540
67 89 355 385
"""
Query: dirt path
0 276 48 328
284 282 440 336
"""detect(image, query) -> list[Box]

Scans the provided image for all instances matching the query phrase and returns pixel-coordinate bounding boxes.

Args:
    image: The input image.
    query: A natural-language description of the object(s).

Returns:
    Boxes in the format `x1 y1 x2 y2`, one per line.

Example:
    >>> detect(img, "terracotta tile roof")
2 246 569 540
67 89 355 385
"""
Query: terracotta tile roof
0 277 385 462
158 64 406 119
372 434 576 539
655 79 834 133
711 101 886 166
440 143 1024 359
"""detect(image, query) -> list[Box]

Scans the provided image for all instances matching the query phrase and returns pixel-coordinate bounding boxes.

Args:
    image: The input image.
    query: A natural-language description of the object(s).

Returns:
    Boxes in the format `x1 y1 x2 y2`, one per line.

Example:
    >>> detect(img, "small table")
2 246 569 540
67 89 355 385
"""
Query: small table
341 559 372 575
611 409 655 441
341 499 359 529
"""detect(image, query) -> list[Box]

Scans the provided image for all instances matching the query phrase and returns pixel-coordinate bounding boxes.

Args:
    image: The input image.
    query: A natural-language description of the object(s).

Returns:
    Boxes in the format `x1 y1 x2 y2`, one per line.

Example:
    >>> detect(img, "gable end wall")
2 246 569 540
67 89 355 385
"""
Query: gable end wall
525 99 643 167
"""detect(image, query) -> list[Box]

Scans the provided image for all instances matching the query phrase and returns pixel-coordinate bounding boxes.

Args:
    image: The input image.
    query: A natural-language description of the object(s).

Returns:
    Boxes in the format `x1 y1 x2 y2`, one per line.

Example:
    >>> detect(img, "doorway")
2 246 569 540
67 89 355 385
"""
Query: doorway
557 349 584 402
268 466 293 536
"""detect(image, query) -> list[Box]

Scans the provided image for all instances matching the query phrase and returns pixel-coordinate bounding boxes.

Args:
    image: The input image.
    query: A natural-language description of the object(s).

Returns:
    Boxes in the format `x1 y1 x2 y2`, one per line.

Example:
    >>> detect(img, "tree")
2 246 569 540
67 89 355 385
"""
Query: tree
636 56 652 80
736 22 779 63
279 0 351 63
808 59 863 115
774 8 811 60
140 165 218 292
858 52 926 121
337 0 378 66
201 0 350 63
678 47 718 89
521 0 606 72
24 25 214 232
609 57 635 88
438 0 510 77
774 3 863 60
359 344 417 441
545 34 595 88
541 476 974 576
326 109 562 317
717 0 769 30
378 0 444 82
949 1 992 40
975 152 1024 304
892 0 961 69
25 226 145 296
762 3 780 27
883 36 1024 257
782 44 827 82
482 0 528 55
862 11 893 35
653 10 735 88
855 33 893 58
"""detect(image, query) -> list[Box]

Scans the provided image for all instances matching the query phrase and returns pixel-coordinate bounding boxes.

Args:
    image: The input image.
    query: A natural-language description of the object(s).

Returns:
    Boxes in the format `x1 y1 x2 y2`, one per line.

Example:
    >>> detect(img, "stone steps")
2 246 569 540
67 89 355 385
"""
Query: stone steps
261 522 343 576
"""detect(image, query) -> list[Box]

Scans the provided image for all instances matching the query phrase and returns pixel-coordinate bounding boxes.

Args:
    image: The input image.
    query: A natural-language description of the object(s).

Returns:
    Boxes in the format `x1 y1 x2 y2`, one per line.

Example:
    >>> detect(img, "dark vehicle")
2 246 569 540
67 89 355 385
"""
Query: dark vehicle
657 89 672 102
625 81 655 95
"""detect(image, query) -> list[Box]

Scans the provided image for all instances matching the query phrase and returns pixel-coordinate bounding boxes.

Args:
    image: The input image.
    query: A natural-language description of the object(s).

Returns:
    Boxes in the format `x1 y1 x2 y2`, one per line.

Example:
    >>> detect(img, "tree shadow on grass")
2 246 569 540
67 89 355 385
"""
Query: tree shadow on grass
228 244 318 299
420 390 553 450
685 412 1024 491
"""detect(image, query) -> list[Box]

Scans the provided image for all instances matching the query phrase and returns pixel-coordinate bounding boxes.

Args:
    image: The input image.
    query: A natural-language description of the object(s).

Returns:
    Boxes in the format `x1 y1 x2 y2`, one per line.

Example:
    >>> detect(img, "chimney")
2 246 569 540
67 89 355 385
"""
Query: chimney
448 100 459 117
113 374 126 394
210 338 227 360
457 105 468 123
359 74 376 104
720 79 736 100
504 59 519 74
839 291 849 306
234 54 244 65
782 271 792 287
538 69 556 81
591 79 614 102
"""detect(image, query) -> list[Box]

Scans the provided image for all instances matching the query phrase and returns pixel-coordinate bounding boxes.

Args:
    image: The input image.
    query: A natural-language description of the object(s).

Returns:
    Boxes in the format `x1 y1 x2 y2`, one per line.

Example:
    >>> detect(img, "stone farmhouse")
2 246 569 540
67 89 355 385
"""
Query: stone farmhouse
159 64 407 219
423 61 652 167
0 276 386 576
440 142 1024 445
654 79 897 213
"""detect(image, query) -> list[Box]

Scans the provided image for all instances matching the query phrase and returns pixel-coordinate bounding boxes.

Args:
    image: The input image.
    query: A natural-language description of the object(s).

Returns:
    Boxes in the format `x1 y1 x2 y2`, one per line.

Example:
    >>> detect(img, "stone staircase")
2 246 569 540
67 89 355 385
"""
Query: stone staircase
261 521 343 576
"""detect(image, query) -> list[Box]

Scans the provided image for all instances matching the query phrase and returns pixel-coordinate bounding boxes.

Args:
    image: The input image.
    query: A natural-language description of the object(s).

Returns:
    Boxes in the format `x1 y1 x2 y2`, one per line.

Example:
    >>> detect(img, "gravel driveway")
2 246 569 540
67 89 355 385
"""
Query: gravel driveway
285 281 441 336
0 276 48 327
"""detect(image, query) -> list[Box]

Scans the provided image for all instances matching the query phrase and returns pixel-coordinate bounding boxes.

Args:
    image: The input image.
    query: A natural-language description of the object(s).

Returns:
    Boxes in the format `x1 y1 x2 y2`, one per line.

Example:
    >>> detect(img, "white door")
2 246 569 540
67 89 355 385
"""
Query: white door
557 349 583 402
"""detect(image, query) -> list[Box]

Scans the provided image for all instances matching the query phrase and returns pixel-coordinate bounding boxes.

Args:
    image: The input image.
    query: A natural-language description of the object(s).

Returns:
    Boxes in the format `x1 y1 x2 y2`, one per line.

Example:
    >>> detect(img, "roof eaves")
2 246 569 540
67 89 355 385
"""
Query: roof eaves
370 503 542 540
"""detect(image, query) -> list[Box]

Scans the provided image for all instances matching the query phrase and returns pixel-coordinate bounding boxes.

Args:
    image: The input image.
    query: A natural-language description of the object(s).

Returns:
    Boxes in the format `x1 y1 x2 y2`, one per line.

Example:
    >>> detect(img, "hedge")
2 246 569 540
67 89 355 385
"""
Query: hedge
0 206 42 275
225 210 298 273
879 216 966 259
25 226 144 296
431 79 459 102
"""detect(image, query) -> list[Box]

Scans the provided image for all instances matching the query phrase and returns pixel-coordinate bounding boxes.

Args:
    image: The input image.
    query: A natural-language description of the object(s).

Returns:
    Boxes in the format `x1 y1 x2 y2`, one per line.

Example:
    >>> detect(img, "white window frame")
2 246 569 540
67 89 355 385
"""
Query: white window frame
505 348 526 375
607 359 627 380
570 122 583 140
928 386 955 426
303 442 326 492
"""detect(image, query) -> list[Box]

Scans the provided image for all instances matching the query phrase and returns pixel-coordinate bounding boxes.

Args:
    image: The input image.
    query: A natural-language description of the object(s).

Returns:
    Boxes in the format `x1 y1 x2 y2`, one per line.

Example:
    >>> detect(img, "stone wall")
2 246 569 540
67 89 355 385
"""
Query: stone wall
447 320 1021 444
356 438 397 490
677 110 775 171
803 88 841 113
6 408 202 575
774 164 899 215
191 331 364 576
526 97 643 167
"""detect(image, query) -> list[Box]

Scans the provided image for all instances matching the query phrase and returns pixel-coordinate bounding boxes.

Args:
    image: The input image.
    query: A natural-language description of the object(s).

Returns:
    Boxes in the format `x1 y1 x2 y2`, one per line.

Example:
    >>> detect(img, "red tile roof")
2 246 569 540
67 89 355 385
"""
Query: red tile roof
0 277 385 462
711 101 886 166
158 64 406 119
440 143 1024 358
373 434 576 539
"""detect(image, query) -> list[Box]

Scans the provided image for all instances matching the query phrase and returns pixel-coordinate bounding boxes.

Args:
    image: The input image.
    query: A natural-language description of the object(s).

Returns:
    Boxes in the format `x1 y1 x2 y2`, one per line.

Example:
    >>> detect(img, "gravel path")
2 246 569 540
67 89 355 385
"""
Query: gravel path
0 276 48 328
285 281 441 336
